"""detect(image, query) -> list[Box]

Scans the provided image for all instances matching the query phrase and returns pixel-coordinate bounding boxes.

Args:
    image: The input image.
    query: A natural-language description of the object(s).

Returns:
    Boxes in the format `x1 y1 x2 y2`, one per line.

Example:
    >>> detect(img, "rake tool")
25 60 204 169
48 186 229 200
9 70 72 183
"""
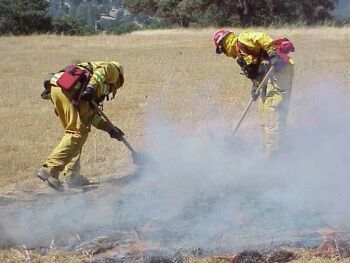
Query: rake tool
232 66 275 137
91 101 150 166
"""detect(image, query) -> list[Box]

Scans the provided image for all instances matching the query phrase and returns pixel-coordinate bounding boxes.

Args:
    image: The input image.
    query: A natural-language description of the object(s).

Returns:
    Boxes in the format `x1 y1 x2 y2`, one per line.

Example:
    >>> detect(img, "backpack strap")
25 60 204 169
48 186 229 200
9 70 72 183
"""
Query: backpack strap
77 62 94 73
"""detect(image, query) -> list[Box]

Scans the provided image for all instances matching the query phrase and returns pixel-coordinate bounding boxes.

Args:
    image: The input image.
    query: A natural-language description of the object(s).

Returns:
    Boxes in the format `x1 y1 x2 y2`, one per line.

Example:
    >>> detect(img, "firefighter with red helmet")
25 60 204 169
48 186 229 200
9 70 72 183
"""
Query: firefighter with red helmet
214 29 295 157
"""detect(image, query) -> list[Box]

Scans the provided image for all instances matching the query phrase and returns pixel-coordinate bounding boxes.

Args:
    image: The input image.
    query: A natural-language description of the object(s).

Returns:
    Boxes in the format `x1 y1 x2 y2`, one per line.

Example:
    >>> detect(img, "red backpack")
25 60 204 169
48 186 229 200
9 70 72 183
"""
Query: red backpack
57 65 91 91
56 65 92 106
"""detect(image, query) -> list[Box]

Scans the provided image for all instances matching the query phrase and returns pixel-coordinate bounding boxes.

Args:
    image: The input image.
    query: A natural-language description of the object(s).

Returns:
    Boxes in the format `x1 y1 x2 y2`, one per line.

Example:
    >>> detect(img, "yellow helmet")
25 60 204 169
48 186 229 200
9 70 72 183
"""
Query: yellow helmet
110 61 124 99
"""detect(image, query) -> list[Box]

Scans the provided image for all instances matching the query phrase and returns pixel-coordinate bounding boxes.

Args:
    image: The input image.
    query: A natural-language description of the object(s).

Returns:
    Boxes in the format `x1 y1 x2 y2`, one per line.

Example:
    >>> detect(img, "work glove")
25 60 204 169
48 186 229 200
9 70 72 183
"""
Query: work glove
106 125 125 141
81 85 97 102
251 81 260 101
268 51 282 65
94 95 105 104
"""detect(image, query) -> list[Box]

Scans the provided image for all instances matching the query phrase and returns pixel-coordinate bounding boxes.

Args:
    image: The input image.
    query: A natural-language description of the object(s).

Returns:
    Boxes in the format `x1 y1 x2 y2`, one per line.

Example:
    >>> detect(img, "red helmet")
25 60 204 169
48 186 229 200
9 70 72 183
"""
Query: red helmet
213 29 230 47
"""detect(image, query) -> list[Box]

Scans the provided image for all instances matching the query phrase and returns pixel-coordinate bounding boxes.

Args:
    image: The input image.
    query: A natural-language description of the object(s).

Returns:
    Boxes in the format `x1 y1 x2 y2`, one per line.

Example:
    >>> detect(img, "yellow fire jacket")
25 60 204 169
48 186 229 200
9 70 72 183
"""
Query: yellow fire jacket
49 61 124 129
222 30 275 65
77 61 124 99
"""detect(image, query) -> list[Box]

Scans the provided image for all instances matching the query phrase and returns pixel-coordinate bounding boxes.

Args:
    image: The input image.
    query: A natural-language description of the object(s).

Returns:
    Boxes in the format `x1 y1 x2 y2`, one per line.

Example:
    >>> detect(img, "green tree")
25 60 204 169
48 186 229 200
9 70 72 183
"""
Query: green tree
296 0 338 25
124 0 157 15
156 0 179 25
48 0 69 17
124 0 339 27
68 0 83 16
52 15 95 35
0 0 52 35
74 2 100 27
99 14 139 34
46 0 340 32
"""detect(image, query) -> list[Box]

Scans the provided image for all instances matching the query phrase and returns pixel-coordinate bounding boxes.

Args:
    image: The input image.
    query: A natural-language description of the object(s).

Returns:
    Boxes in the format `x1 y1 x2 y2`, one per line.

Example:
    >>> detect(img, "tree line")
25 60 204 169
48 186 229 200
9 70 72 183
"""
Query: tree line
125 0 340 27
0 0 128 35
0 0 348 36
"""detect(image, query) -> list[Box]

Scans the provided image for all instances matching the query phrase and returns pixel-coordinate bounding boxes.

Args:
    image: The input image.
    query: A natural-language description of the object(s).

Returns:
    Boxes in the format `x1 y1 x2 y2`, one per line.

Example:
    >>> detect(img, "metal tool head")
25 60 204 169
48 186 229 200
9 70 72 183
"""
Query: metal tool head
131 151 155 167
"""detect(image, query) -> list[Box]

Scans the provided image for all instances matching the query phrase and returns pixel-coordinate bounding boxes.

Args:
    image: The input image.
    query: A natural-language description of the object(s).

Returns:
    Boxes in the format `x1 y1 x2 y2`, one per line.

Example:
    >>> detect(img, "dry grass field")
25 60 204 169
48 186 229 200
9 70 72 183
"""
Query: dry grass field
1 27 349 189
1 27 350 262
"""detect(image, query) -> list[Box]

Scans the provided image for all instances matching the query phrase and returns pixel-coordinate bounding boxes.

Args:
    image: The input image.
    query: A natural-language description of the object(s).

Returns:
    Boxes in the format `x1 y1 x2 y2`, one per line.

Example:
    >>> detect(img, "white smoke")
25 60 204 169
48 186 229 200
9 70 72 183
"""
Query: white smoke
1 75 350 252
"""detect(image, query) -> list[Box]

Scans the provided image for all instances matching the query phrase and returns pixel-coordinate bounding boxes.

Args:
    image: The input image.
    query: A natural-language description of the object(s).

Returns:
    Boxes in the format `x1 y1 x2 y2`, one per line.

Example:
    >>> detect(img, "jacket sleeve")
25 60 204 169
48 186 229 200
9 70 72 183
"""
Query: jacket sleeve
88 62 120 130
238 31 275 65
88 65 108 98
89 63 120 98
91 114 109 131
250 32 275 54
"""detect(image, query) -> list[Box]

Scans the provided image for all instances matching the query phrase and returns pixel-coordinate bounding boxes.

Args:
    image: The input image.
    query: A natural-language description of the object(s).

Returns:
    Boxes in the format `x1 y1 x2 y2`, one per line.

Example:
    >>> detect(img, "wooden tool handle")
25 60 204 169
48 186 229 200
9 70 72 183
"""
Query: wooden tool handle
91 101 136 153
232 66 274 137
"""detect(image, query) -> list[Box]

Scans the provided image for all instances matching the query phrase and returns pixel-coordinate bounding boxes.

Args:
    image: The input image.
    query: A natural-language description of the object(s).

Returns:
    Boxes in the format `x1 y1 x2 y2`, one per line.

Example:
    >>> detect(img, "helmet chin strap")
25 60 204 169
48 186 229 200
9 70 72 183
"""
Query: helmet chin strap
216 45 224 54
109 89 117 100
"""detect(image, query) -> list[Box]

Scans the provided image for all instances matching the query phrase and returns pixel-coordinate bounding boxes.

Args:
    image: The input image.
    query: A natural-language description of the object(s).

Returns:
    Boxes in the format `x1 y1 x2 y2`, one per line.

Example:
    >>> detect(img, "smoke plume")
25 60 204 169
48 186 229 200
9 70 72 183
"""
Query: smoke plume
1 76 350 253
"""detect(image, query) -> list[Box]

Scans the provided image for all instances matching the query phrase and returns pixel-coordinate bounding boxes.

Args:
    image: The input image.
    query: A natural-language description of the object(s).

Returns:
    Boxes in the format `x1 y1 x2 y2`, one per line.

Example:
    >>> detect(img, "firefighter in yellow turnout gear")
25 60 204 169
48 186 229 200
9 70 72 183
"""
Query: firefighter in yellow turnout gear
214 29 295 156
38 61 125 191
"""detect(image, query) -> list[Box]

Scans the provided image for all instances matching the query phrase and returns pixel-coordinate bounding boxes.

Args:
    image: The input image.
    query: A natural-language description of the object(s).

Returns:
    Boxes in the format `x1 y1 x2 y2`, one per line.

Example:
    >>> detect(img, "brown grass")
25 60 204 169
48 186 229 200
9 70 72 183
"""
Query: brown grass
0 27 349 190
3 247 350 263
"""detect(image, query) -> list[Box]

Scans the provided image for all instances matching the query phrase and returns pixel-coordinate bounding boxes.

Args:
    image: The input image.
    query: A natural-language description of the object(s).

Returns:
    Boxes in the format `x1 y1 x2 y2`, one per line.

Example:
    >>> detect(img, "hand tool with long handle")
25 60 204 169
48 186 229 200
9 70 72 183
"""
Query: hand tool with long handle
232 66 274 137
91 101 145 166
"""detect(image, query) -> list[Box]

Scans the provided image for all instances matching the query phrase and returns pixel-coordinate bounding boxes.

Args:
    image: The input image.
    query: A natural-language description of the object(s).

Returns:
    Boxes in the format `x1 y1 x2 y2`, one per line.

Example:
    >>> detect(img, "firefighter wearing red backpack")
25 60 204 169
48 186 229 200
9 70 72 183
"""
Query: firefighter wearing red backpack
214 29 295 158
38 61 125 191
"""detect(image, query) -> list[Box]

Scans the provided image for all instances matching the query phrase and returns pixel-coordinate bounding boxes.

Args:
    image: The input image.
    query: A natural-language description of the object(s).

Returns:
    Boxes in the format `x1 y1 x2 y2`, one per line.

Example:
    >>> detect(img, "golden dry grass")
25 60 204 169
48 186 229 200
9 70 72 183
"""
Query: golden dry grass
0 247 82 263
0 27 349 191
2 247 350 263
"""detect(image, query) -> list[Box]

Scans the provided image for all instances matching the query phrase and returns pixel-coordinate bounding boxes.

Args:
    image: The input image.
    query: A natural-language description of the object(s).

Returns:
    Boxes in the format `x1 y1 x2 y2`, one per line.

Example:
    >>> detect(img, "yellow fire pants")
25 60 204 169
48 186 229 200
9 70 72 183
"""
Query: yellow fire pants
258 63 294 154
44 85 94 179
